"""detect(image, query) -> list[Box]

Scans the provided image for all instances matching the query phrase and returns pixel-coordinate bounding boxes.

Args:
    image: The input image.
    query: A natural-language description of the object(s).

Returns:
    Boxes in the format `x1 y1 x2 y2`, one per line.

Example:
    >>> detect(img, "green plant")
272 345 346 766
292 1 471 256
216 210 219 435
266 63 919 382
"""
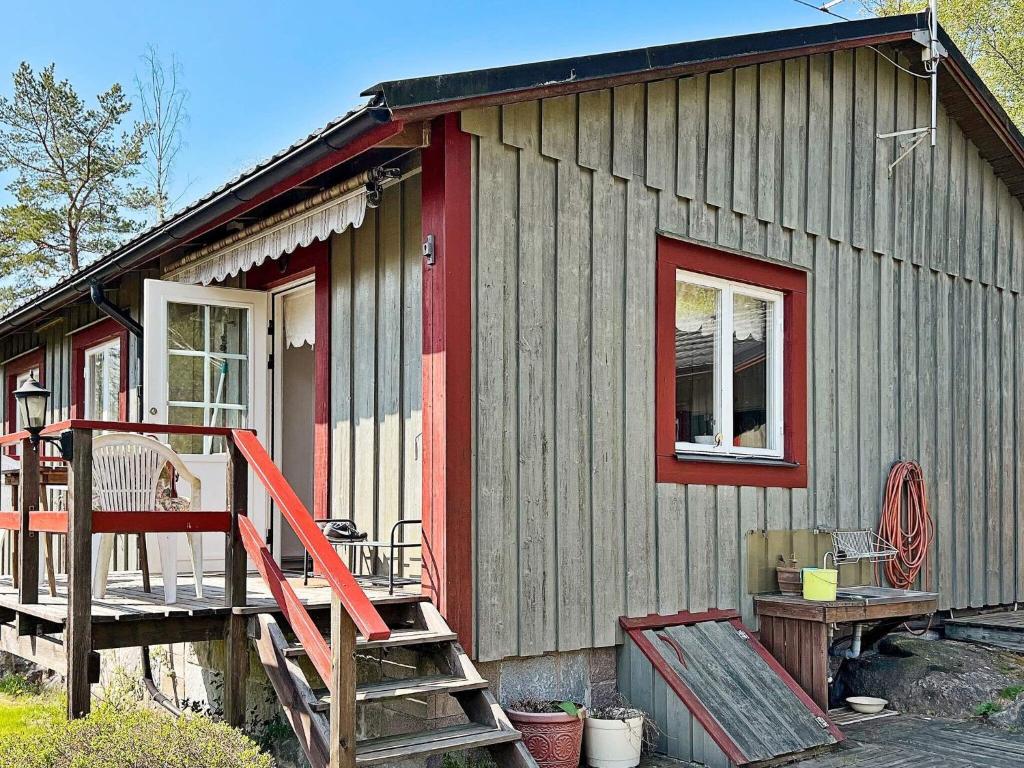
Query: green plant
973 700 1002 717
999 685 1024 701
0 703 273 768
0 673 40 697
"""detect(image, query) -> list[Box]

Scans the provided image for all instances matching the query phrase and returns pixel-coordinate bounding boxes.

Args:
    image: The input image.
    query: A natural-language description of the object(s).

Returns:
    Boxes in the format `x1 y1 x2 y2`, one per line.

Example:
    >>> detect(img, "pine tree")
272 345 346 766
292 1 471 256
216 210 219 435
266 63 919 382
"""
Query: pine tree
0 63 151 311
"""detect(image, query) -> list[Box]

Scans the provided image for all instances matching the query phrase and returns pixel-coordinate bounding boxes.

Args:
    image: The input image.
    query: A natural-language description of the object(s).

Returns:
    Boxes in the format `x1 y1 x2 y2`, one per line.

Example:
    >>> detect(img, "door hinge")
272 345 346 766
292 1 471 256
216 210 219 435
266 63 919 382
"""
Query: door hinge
736 628 749 640
422 234 436 266
815 716 829 729
267 319 274 335
267 353 274 370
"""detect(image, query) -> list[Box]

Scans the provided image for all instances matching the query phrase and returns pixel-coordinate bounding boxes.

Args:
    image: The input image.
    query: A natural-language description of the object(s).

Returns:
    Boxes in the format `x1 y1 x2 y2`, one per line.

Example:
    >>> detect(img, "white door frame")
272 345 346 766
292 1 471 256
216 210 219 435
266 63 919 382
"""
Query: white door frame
269 276 316 558
142 278 271 566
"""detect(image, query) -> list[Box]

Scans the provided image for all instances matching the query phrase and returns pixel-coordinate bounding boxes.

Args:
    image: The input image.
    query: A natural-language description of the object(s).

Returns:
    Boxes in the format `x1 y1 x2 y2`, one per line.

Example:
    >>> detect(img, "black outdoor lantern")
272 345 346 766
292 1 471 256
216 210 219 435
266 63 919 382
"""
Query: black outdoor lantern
13 377 49 439
12 377 71 458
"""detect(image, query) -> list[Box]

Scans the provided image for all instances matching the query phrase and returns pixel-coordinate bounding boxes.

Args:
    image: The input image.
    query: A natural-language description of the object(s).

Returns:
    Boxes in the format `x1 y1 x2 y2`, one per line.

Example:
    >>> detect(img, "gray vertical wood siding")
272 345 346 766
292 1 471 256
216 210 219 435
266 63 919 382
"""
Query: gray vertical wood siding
0 276 143 574
329 175 423 571
464 48 1024 662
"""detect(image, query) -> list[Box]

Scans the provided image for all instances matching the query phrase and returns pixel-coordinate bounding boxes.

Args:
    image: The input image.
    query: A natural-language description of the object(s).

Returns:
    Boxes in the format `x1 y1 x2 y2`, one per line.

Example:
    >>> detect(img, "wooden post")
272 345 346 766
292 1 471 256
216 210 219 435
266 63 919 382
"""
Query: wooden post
330 594 357 768
223 440 249 729
17 438 40 635
65 428 93 719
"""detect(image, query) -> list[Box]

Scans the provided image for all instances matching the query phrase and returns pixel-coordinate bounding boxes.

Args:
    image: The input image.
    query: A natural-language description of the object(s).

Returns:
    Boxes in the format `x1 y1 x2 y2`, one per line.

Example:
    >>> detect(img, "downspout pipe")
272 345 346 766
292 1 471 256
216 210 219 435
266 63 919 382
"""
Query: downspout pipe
89 283 143 357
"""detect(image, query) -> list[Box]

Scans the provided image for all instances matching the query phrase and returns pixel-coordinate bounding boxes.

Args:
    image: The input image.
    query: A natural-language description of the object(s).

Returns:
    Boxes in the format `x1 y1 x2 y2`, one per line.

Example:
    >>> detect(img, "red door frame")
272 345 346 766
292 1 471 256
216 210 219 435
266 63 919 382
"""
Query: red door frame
420 113 474 651
70 318 130 420
246 241 332 523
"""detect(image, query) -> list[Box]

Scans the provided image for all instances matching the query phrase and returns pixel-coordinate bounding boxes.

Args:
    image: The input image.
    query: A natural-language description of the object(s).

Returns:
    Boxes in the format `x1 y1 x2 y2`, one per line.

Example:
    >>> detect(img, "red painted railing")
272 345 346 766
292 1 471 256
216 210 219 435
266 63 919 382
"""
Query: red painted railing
231 429 389 642
238 515 333 680
1 418 389 665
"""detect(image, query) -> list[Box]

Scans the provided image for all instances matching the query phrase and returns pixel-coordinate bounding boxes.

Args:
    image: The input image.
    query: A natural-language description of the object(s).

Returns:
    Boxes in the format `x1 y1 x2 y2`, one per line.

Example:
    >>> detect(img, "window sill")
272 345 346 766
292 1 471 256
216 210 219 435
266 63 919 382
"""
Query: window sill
657 451 807 488
674 452 800 468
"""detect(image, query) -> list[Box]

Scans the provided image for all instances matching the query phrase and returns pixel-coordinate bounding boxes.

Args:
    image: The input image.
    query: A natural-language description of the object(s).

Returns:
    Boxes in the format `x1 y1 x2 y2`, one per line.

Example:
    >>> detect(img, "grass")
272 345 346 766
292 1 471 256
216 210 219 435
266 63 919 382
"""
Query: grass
998 684 1024 701
973 700 1002 717
0 674 62 738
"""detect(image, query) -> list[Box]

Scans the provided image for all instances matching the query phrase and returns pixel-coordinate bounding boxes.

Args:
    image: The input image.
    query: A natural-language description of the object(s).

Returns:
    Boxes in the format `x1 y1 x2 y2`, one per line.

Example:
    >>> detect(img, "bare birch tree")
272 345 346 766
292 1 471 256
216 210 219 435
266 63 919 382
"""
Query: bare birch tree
135 45 189 222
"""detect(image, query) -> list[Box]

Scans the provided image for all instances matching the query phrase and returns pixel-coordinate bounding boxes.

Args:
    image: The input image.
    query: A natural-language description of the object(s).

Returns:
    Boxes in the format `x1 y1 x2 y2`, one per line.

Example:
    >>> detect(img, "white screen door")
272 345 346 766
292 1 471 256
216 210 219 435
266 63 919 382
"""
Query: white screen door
142 279 270 569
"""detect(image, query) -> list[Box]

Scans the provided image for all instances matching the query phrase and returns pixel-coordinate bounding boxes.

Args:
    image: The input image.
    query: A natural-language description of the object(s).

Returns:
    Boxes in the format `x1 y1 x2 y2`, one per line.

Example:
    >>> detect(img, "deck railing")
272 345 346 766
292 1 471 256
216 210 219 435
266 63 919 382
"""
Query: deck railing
0 419 387 767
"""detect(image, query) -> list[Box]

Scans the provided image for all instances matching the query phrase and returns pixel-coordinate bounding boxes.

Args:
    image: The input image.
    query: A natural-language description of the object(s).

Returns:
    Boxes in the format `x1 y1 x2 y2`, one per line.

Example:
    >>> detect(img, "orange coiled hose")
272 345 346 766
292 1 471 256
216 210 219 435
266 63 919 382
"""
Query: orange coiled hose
878 460 934 591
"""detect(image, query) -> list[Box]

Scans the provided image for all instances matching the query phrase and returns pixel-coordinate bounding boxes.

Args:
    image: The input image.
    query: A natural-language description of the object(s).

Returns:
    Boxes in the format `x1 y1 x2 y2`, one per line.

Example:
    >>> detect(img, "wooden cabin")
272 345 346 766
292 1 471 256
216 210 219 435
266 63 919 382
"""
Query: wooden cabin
0 11 1023 767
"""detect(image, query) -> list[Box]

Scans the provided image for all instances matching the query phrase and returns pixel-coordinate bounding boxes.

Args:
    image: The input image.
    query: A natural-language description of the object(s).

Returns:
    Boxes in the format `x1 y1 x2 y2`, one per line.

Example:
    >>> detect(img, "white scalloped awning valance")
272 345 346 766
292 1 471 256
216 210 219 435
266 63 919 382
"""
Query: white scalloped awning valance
169 187 367 286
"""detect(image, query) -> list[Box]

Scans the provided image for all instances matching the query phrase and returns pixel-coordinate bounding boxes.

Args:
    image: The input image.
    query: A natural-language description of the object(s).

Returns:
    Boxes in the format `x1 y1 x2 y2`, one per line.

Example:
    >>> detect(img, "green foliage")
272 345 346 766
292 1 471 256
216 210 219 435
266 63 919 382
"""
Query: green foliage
556 700 583 718
0 62 152 312
862 0 1024 128
0 688 63 736
999 684 1024 701
0 673 40 697
973 699 1002 717
0 703 273 768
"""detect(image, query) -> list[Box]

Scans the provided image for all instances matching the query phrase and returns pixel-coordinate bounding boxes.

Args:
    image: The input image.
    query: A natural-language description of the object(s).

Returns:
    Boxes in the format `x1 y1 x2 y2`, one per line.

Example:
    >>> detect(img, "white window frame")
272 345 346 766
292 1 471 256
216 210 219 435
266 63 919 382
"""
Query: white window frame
675 269 785 460
83 337 121 422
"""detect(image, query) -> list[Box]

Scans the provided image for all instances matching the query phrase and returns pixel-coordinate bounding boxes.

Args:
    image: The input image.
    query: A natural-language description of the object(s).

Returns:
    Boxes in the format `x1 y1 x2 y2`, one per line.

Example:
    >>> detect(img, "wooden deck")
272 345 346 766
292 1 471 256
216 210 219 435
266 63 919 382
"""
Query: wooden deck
0 570 422 650
793 715 1024 767
945 609 1024 652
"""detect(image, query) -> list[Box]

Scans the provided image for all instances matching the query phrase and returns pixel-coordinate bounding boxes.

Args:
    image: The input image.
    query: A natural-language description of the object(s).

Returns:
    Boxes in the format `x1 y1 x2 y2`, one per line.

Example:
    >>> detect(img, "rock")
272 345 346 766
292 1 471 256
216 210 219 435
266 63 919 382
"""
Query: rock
0 650 59 689
838 633 1024 721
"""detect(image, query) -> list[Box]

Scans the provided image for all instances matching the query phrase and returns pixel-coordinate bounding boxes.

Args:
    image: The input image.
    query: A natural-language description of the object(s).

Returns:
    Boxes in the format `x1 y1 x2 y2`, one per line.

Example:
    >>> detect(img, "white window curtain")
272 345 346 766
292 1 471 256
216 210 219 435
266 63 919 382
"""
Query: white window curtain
282 288 316 349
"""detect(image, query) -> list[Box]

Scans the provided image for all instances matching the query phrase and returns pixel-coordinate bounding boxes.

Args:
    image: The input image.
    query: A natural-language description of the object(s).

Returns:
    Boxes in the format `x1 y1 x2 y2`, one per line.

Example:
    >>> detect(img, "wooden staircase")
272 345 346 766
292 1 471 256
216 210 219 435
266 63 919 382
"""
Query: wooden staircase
252 596 535 767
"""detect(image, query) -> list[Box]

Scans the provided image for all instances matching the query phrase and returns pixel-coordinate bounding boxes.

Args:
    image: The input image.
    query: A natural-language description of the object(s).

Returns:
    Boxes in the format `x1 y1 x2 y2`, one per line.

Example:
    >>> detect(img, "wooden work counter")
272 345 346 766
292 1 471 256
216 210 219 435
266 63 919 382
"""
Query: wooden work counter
754 588 938 710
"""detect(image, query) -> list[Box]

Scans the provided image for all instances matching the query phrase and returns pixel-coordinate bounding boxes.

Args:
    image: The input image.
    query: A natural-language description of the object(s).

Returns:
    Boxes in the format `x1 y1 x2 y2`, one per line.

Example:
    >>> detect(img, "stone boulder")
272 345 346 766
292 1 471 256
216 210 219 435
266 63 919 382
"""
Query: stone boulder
838 633 1024 722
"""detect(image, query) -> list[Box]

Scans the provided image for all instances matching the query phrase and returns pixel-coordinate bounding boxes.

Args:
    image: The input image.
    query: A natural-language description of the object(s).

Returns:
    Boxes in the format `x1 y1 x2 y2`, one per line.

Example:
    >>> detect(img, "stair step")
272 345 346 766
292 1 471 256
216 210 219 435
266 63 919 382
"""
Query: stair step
283 627 458 658
355 723 521 766
312 674 488 710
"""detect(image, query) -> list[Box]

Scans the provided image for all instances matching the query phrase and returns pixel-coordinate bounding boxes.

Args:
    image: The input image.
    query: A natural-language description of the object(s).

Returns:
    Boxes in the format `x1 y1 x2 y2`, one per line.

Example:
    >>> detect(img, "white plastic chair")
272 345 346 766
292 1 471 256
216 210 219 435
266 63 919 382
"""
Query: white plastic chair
90 434 203 604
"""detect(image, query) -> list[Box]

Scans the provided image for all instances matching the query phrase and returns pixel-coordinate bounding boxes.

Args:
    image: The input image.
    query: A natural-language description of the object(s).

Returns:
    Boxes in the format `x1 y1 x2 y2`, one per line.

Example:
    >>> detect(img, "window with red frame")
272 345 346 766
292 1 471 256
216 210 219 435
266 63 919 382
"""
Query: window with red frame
71 319 129 422
655 237 807 488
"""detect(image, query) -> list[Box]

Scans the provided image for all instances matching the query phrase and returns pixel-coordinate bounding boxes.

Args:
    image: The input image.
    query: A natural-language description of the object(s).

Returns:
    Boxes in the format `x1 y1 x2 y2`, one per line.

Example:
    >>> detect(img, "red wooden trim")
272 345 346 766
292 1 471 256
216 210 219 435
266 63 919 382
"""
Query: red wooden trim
655 237 808 488
312 252 330 522
0 511 67 533
5 348 44 446
93 511 232 534
727 618 845 742
0 510 231 533
70 319 130 420
0 430 30 448
420 113 474 653
246 241 331 521
231 429 389 641
619 609 741 631
625 626 747 765
239 514 333 682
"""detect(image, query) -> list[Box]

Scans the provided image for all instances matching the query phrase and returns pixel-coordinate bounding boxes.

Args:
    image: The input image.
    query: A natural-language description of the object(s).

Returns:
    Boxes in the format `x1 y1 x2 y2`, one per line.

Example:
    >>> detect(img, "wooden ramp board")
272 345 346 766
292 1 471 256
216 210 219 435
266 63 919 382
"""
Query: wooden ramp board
619 610 842 767
945 610 1024 652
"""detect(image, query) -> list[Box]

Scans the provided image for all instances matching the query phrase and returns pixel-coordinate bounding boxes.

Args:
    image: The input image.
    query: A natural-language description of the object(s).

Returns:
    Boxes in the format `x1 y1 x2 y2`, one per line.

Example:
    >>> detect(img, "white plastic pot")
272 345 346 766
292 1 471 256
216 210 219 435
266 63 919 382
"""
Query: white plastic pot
584 715 644 768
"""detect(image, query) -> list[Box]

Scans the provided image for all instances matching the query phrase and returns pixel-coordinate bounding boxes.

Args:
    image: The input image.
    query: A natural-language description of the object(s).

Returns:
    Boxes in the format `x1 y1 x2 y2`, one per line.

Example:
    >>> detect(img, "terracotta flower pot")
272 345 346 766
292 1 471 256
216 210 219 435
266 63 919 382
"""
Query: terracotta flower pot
506 707 586 768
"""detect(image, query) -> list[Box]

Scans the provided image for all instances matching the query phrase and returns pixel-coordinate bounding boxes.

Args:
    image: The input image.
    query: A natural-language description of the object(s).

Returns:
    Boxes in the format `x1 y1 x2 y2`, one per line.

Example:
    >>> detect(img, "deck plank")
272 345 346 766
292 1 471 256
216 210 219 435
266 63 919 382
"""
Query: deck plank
794 715 1024 767
0 571 420 626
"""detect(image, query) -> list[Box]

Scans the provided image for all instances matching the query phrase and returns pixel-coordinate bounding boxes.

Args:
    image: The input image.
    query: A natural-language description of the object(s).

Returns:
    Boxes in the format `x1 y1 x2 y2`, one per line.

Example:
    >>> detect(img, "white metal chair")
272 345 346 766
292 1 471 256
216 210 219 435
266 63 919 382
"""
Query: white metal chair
91 433 203 604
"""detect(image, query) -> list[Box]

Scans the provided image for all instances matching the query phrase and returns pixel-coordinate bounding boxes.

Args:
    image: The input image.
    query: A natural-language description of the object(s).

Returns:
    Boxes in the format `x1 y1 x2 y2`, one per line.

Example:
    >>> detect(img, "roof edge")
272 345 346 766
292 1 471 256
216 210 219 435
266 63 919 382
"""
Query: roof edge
364 13 928 114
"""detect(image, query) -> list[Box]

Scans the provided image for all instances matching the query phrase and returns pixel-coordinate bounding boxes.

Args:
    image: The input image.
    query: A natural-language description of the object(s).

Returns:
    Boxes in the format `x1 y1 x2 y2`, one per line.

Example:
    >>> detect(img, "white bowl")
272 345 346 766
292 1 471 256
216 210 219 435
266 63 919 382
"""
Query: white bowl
846 696 888 714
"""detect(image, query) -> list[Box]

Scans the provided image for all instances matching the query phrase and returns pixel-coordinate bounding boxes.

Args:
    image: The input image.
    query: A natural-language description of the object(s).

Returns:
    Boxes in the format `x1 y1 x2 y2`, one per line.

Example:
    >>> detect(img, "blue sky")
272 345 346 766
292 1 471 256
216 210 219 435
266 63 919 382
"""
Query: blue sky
2 1 850 213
